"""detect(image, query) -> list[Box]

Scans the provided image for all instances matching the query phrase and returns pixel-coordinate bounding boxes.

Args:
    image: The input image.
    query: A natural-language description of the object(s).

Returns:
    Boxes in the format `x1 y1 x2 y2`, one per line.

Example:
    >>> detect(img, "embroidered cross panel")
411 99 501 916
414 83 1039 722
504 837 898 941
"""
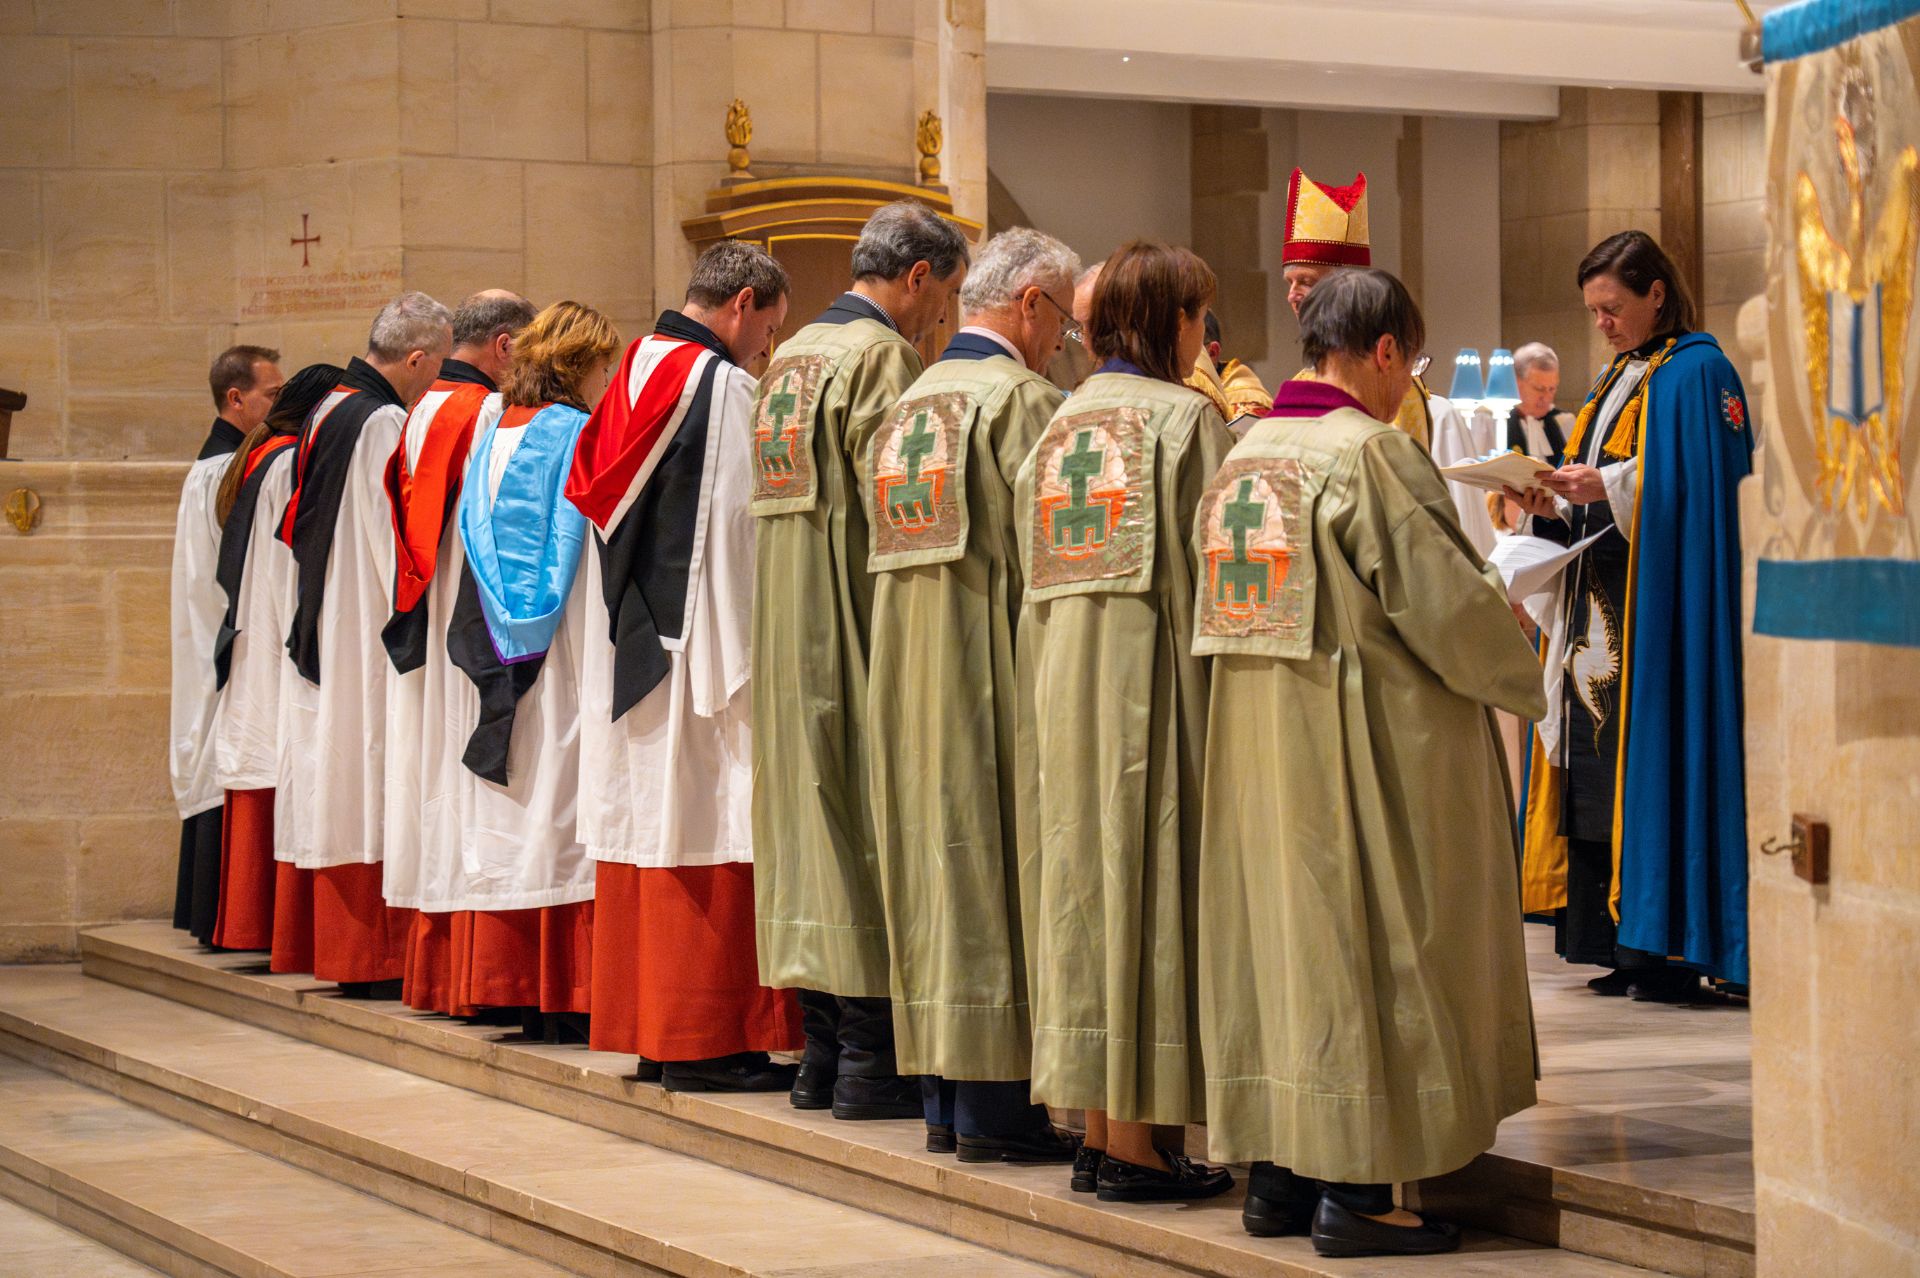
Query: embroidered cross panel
1027 405 1153 595
751 353 832 515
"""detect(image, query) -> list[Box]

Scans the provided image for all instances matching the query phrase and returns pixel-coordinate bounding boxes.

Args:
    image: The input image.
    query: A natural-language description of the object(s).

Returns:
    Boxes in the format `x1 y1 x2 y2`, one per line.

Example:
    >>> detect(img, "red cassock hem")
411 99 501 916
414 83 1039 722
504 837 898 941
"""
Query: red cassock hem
402 910 464 1015
588 861 802 1061
459 901 594 1015
311 862 414 985
213 789 277 951
270 862 315 974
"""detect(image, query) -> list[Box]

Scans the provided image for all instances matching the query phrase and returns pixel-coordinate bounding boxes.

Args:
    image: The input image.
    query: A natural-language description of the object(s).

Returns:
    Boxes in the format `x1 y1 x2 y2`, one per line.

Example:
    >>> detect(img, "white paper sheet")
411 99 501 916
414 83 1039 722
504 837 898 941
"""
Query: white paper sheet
1440 451 1554 493
1487 528 1611 605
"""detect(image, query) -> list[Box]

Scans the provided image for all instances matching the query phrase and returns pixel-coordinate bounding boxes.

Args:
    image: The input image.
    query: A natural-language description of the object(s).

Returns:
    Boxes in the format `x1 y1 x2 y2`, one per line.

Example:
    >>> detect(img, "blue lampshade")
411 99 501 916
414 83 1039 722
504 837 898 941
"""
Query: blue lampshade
1448 348 1485 400
1484 348 1520 401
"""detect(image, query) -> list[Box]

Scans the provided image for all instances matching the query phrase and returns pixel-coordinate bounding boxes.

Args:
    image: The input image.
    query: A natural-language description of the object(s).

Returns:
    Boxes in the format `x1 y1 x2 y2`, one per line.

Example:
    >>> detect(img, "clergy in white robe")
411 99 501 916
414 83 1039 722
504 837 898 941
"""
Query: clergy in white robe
172 344 282 945
276 294 450 989
566 243 801 1089
1427 393 1502 555
208 364 338 953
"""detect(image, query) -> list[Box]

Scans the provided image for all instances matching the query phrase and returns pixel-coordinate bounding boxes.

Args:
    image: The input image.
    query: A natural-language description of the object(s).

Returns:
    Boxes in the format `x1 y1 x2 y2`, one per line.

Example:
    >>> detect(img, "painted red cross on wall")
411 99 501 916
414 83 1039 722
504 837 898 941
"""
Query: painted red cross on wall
290 214 321 268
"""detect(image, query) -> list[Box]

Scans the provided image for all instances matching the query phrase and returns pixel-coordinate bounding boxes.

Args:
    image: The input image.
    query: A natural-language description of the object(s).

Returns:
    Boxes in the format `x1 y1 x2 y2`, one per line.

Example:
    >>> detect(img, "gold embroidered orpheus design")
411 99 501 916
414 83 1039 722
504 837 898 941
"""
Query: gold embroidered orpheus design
1193 457 1315 658
1569 583 1621 753
750 353 831 514
869 390 971 569
1795 53 1920 519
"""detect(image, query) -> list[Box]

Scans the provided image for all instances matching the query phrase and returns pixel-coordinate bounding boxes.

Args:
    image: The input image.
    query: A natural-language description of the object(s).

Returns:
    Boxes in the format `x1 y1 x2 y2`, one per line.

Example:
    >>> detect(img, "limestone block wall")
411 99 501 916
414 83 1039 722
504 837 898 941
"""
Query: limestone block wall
1701 92 1767 394
0 462 184 961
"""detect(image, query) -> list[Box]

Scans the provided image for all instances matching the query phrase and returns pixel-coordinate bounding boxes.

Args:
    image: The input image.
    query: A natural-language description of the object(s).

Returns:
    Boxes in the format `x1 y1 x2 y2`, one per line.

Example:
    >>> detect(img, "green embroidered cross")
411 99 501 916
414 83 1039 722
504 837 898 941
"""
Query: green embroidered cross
759 375 799 478
1052 428 1109 550
1216 476 1270 605
888 409 938 524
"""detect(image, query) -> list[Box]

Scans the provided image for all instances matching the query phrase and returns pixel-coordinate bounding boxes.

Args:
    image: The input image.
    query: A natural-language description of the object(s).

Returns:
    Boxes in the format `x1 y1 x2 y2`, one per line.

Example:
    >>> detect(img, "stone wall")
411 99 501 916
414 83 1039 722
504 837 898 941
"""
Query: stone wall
1700 92 1766 394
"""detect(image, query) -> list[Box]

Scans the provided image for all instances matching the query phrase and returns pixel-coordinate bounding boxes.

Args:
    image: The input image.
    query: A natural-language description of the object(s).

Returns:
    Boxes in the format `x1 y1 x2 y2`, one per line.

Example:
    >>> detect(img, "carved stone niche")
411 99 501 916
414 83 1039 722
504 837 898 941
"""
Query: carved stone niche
682 177 982 369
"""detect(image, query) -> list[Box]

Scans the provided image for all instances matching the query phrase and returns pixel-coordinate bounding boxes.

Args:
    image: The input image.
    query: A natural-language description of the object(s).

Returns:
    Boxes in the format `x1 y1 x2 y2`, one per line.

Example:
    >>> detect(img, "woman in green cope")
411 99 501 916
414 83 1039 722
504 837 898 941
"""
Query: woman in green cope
1016 241 1236 1202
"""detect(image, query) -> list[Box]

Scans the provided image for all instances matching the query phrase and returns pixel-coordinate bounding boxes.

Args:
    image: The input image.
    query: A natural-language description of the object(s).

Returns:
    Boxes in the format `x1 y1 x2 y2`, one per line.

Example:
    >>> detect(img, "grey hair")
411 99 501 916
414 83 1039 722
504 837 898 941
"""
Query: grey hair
958 227 1081 314
1512 341 1559 379
367 291 453 360
452 290 535 349
850 200 969 283
1298 268 1425 370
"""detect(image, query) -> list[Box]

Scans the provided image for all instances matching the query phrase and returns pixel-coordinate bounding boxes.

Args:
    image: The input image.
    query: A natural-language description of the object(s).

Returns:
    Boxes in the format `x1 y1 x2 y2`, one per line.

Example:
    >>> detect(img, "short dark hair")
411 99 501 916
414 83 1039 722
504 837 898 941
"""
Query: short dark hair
1204 310 1221 348
685 240 791 309
452 291 536 348
1298 268 1425 370
1088 242 1217 385
1577 230 1697 335
208 344 280 408
850 200 969 284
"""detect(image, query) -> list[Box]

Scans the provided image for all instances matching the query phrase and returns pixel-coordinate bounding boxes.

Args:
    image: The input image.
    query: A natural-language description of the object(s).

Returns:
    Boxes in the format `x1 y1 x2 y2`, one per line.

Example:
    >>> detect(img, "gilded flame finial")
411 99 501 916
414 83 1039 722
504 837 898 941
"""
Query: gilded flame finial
725 99 753 176
916 110 943 185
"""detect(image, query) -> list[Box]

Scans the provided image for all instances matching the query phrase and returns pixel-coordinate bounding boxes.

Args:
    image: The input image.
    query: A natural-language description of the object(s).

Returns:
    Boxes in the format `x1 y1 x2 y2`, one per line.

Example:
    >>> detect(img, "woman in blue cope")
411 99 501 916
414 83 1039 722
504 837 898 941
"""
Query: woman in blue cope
1510 231 1754 1000
1196 269 1545 1257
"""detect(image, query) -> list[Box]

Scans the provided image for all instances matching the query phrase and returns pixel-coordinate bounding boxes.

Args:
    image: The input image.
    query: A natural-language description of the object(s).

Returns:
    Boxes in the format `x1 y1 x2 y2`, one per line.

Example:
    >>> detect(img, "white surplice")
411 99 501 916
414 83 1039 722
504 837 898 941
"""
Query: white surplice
578 365 756 870
169 453 231 820
1428 395 1502 557
212 450 297 793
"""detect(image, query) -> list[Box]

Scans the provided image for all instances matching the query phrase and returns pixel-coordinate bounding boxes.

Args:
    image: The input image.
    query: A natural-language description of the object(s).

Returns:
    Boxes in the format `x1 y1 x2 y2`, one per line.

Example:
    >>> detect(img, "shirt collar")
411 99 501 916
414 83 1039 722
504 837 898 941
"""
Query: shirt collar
655 309 735 364
838 291 900 333
957 325 1025 368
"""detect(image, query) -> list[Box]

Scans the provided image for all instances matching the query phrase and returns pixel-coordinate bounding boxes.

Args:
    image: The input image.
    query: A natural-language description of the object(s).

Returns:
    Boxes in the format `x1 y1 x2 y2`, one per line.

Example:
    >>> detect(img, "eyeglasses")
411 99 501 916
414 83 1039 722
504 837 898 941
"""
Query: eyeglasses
1038 291 1085 347
1411 354 1432 379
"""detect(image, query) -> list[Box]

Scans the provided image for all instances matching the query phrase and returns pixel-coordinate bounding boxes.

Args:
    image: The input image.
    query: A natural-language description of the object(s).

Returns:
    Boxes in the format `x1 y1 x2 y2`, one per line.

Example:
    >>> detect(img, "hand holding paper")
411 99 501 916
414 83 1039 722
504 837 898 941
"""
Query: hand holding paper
1440 449 1554 494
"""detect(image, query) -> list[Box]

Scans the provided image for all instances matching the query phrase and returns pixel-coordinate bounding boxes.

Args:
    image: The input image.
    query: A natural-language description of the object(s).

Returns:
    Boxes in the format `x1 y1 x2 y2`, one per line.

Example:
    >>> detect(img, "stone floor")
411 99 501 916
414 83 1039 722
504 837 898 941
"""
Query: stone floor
1505 921 1753 1219
0 1194 164 1276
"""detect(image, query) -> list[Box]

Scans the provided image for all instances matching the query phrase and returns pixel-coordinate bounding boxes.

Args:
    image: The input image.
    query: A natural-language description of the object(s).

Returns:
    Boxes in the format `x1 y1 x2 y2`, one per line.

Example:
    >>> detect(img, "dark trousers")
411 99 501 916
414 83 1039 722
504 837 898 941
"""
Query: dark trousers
920 1076 1049 1139
798 989 898 1080
1249 1161 1392 1215
1555 837 1667 971
172 807 224 946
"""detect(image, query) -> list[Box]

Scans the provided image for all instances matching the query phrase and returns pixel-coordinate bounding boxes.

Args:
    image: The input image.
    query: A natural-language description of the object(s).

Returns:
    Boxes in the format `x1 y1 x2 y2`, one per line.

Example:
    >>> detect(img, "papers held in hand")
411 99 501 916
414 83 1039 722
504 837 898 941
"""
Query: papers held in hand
1440 449 1553 493
1488 528 1611 616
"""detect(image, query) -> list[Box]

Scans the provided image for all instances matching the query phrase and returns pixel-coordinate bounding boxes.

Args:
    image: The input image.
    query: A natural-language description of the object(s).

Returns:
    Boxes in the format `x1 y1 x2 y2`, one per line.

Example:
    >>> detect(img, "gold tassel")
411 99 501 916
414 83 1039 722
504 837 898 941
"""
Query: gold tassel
1600 338 1678 461
1561 354 1626 461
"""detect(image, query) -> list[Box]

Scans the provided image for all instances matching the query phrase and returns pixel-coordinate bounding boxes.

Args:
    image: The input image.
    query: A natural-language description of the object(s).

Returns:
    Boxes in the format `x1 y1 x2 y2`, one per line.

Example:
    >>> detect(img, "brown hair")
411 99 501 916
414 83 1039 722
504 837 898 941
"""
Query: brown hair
499 300 622 410
215 361 344 524
1576 230 1696 335
685 240 791 310
208 344 281 410
1087 241 1216 384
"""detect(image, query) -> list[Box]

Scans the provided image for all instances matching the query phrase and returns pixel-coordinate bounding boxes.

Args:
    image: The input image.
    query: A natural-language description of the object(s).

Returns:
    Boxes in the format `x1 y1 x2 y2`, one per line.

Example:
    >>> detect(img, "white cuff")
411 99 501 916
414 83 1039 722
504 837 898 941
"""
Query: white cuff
1601 460 1639 538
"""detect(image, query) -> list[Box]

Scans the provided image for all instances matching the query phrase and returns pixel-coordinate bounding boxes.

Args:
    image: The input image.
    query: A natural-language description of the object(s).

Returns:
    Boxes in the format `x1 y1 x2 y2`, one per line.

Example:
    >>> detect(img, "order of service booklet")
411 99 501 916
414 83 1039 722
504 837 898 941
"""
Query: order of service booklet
1440 450 1554 493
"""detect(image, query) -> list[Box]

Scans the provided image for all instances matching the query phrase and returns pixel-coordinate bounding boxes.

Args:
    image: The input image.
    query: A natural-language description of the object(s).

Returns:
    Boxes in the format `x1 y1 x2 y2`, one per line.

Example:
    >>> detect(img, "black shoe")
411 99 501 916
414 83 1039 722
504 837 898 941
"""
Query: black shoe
1095 1152 1234 1202
1242 1162 1318 1237
632 1056 662 1082
1585 969 1637 996
1309 1198 1460 1257
830 1074 922 1121
662 1051 800 1093
926 1123 956 1154
1069 1143 1101 1192
336 979 403 1000
790 1062 836 1110
1629 971 1704 1004
956 1126 1079 1165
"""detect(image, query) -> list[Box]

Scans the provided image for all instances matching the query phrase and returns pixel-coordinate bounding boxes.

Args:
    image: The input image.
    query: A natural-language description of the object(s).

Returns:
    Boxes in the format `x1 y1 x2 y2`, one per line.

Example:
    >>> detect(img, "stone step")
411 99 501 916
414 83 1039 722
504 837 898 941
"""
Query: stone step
0 966 1067 1278
62 922 1672 1278
0 1052 583 1278
0 1192 167 1276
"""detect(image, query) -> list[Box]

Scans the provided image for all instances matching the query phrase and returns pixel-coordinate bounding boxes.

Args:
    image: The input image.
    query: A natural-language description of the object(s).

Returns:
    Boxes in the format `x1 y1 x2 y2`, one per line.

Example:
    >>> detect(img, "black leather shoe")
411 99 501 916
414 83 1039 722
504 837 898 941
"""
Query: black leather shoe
956 1126 1079 1165
1309 1198 1460 1257
790 1062 836 1110
1095 1152 1234 1202
337 979 403 1000
632 1057 662 1082
1242 1163 1318 1237
1585 969 1636 996
1069 1143 1101 1192
1629 971 1703 1003
830 1074 922 1120
926 1123 956 1154
662 1052 800 1093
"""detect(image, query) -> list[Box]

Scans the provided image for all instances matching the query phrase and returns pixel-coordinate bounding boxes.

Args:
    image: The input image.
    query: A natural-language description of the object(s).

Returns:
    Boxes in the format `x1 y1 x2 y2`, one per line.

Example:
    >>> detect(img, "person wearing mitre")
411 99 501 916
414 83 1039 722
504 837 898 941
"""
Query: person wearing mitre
373 289 538 1014
172 344 284 945
863 227 1082 1164
276 292 450 993
1508 231 1752 999
750 201 971 1122
565 241 804 1091
1194 268 1543 1256
1279 167 1464 456
206 365 336 957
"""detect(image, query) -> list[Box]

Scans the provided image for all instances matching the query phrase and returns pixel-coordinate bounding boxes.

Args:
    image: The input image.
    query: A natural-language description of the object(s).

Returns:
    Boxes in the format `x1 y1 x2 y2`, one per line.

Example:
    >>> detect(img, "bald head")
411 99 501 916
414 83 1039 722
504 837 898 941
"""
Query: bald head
452 289 536 380
1072 263 1103 329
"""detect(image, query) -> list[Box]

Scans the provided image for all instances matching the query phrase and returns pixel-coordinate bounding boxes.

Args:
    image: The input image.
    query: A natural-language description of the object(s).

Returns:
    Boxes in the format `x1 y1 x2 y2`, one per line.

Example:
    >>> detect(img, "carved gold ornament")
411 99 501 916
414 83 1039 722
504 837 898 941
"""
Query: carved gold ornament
5 487 41 534
726 99 753 175
1795 53 1920 518
916 110 943 184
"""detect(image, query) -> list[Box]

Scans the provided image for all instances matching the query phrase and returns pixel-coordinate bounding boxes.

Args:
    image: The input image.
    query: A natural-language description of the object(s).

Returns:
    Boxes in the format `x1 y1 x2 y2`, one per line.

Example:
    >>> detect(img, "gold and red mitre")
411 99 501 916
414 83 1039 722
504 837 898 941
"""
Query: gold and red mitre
1281 168 1371 267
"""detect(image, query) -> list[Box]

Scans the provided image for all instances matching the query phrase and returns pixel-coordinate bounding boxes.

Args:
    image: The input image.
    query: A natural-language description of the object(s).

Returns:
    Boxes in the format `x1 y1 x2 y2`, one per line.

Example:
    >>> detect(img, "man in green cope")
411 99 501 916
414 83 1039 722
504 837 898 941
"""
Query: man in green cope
864 228 1082 1163
1192 268 1546 1257
749 201 969 1122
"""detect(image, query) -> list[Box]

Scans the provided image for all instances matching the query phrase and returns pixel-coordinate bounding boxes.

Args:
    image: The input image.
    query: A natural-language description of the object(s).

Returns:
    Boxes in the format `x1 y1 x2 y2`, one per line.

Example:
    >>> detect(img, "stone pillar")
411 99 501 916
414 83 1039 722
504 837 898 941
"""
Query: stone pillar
1499 88 1661 398
1190 106 1269 365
